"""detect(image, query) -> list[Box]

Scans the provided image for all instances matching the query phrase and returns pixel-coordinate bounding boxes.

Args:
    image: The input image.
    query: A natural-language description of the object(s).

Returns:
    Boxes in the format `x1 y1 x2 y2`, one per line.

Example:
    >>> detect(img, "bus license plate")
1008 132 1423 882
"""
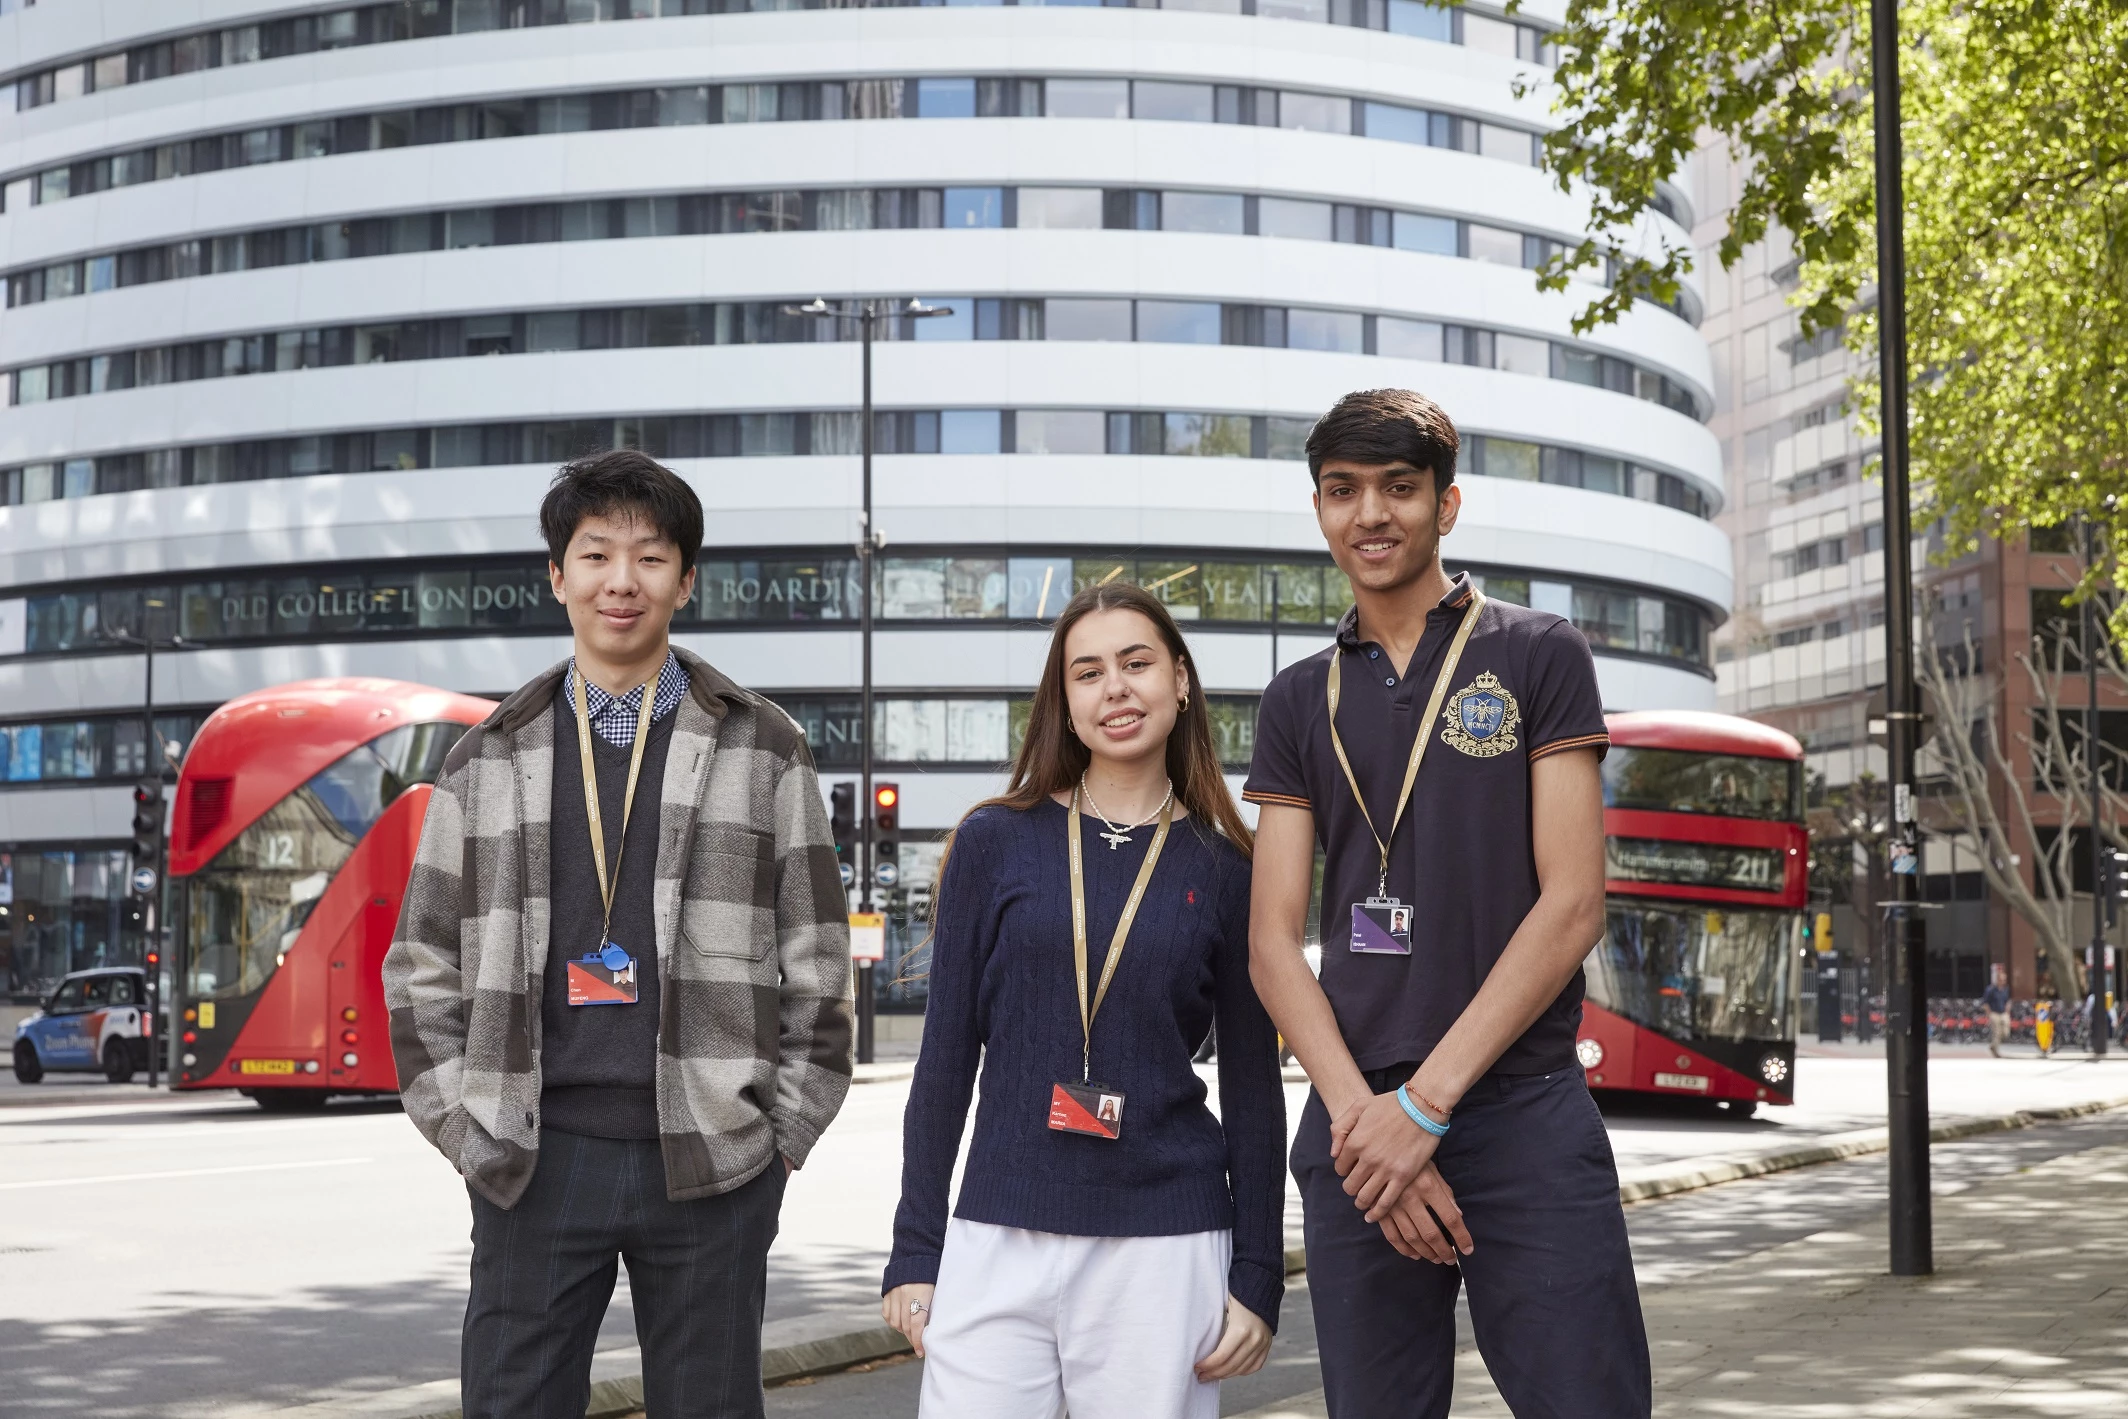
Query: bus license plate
238 1059 296 1076
1652 1071 1709 1092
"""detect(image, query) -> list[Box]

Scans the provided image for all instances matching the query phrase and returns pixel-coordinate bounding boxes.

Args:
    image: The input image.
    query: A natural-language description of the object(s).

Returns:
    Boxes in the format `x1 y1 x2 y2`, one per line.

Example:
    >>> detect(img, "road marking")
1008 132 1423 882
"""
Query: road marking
0 1157 372 1191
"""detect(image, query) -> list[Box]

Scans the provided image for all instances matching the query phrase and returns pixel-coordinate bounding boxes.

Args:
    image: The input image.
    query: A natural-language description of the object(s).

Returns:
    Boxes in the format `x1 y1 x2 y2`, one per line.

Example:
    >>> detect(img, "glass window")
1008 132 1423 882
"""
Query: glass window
912 302 972 341
915 78 977 119
1280 91 1351 134
1360 101 1429 146
1484 438 1542 481
1015 409 1105 454
1134 81 1216 123
1075 557 1134 596
945 700 1011 762
1556 347 1604 386
1043 299 1133 341
1467 224 1522 267
1046 78 1130 119
1285 308 1363 353
1495 334 1551 378
1136 301 1221 344
1461 13 1521 56
1591 903 1796 1044
940 410 1001 454
1008 556 1075 619
943 187 1005 228
1161 191 1246 235
1387 0 1454 40
1376 316 1443 361
944 558 1008 618
880 559 947 619
1390 213 1457 257
1258 197 1332 241
1139 560 1205 619
1266 416 1313 461
1016 187 1103 229
1201 563 1264 621
1164 413 1252 457
1259 0 1330 17
1478 123 1535 165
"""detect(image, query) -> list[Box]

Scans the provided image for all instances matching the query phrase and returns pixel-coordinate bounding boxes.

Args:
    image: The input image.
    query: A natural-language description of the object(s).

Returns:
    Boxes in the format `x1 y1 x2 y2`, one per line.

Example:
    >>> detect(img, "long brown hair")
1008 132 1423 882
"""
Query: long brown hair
903 584 1252 979
966 581 1253 856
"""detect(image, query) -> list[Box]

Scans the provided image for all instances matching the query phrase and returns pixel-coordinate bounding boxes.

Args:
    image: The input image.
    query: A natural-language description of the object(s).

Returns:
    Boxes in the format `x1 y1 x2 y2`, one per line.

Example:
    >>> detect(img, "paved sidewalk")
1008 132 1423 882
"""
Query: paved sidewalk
1239 1141 2128 1417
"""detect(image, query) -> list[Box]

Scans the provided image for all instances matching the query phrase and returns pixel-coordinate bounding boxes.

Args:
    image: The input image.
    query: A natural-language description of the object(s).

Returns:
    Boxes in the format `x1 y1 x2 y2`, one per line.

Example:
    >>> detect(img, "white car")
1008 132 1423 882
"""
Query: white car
13 967 155 1084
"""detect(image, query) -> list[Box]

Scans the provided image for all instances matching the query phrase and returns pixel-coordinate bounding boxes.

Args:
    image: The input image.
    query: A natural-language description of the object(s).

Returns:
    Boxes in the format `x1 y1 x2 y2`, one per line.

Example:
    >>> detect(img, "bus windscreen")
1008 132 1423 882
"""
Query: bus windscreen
1602 746 1801 822
1589 901 1797 1044
186 723 464 1003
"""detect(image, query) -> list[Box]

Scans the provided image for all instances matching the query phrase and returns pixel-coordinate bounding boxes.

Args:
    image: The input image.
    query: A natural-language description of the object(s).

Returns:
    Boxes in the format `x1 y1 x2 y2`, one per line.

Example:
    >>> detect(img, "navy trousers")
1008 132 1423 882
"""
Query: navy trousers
462 1128 786 1419
1295 1067 1650 1418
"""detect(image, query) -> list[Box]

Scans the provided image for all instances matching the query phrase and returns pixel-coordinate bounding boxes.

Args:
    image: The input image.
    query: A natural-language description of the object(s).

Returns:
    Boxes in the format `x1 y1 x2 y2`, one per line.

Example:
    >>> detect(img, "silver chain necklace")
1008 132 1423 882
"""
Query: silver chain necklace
1078 772 1175 850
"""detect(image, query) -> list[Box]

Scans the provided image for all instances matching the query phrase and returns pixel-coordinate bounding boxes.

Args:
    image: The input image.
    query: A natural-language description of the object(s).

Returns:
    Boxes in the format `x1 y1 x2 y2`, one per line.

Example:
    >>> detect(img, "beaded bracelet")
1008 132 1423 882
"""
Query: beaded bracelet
1395 1084 1450 1137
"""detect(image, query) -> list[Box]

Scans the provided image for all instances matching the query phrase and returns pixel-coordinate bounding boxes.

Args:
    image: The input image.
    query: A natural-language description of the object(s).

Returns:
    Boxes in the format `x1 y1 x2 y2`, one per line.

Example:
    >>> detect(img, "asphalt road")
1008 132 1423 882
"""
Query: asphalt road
1 1050 2124 1417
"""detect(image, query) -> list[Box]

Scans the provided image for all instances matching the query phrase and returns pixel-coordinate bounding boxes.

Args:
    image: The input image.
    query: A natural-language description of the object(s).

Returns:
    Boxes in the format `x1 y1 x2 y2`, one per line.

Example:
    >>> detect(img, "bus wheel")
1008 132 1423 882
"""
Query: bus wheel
252 1089 330 1113
12 1042 41 1084
102 1038 135 1085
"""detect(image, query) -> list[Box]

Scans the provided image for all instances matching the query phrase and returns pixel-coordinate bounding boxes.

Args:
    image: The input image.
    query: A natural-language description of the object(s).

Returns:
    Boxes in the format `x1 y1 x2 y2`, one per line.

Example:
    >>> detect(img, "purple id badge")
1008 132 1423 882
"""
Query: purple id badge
1351 897 1413 954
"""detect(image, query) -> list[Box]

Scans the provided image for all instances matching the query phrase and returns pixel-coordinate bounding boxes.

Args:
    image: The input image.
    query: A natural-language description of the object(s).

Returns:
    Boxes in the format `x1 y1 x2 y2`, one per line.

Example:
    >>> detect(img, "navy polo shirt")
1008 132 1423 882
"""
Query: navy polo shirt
1244 572 1610 1075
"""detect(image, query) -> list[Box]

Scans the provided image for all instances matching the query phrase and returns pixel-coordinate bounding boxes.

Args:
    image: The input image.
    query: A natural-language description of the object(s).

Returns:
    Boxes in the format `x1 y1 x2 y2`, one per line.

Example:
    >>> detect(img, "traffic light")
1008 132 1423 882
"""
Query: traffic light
2105 848 2128 927
873 783 900 861
131 778 163 868
830 782 857 868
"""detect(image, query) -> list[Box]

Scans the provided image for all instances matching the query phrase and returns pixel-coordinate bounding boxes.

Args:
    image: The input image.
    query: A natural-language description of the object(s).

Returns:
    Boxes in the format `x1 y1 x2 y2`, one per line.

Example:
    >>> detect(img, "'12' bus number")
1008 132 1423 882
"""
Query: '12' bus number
262 833 297 868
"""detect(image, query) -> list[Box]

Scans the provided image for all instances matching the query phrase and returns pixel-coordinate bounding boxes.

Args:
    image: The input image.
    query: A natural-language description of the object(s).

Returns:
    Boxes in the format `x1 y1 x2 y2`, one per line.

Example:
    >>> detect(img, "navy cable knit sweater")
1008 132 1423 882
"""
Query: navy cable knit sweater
882 798 1287 1328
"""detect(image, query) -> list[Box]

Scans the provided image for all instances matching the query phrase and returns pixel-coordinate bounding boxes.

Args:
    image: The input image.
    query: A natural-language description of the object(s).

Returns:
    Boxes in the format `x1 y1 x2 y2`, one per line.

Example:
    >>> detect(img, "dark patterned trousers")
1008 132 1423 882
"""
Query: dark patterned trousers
462 1128 786 1419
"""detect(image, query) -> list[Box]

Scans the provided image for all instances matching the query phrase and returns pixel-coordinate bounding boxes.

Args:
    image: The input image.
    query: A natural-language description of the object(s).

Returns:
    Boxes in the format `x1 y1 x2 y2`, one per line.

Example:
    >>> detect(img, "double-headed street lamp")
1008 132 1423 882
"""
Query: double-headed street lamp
781 297 956 1064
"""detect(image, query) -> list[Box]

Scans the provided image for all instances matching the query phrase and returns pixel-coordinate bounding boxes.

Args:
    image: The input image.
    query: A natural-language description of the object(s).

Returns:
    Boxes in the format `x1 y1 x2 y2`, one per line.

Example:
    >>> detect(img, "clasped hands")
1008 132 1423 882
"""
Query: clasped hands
1329 1090 1474 1266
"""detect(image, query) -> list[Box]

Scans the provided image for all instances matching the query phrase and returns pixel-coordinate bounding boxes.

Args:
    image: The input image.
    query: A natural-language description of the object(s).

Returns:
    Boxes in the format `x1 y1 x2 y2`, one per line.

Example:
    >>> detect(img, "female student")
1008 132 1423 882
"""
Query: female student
881 582 1286 1419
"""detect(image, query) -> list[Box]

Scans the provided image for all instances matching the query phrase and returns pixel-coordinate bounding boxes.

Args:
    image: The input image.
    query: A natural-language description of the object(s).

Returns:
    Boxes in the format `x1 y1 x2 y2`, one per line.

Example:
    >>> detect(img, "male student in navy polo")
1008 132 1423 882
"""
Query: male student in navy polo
1245 389 1650 1417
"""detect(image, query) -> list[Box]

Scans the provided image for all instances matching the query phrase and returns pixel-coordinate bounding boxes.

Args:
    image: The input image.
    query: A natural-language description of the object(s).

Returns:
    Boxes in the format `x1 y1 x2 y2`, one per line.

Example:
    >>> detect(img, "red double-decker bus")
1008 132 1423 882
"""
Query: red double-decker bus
1577 711 1806 1112
169 679 491 1108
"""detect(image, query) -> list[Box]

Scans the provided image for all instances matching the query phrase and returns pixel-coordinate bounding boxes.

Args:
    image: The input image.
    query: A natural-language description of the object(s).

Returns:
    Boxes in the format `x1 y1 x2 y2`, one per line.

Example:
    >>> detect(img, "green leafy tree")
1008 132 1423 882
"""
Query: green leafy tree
1535 0 2128 607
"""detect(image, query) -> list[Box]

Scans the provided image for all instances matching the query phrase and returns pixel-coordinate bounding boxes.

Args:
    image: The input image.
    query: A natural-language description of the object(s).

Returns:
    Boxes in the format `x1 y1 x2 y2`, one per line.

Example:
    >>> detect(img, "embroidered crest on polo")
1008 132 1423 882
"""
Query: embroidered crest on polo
1442 672 1522 758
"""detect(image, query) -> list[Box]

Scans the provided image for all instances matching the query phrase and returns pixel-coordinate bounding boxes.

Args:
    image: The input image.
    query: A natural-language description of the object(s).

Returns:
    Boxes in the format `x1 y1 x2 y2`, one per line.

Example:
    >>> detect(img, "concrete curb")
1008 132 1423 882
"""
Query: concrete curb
250 1095 2128 1418
1613 1093 2128 1203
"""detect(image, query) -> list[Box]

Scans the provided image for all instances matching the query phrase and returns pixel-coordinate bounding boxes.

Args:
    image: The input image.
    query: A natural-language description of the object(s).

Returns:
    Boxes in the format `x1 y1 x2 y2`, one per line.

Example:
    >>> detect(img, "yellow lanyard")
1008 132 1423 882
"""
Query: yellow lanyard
1326 591 1486 898
573 663 661 947
1066 786 1174 1084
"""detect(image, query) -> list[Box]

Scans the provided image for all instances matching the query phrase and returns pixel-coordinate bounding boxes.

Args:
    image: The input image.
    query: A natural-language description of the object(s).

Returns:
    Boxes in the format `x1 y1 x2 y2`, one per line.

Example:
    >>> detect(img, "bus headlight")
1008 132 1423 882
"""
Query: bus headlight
342 1052 359 1068
303 1060 320 1074
1575 1038 1605 1069
1759 1053 1789 1085
181 1053 196 1067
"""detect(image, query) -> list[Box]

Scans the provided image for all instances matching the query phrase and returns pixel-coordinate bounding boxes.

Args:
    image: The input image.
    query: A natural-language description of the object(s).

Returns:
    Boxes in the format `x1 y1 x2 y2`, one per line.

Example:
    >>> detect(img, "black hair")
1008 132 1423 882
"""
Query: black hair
1304 388 1460 490
539 449 704 575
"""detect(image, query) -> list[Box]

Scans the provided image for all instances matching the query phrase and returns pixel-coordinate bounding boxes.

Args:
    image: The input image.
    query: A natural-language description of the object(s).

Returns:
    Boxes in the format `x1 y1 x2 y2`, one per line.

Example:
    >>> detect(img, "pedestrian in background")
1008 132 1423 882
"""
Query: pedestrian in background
1982 963 2011 1057
385 452 853 1419
882 583 1285 1419
1246 390 1649 1417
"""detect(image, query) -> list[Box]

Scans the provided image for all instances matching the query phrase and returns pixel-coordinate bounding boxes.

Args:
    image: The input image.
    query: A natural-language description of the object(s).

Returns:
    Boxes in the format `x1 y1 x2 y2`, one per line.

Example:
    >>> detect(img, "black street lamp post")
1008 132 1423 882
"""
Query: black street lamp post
2082 517 2112 1056
783 297 955 1066
1870 0 1932 1277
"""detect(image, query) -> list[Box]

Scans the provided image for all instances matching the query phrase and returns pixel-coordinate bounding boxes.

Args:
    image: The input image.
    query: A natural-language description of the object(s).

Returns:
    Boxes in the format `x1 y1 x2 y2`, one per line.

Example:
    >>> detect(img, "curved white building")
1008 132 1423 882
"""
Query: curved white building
0 0 1727 1001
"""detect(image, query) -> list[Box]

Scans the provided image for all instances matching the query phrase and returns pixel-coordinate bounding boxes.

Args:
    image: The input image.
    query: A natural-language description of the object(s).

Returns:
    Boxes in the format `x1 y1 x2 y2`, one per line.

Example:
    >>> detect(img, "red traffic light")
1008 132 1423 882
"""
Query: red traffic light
874 786 898 808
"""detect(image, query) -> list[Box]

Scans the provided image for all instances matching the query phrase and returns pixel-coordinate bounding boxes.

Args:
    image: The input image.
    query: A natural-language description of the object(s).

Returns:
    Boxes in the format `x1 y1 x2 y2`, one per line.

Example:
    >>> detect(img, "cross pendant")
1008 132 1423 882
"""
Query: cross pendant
1099 829 1133 850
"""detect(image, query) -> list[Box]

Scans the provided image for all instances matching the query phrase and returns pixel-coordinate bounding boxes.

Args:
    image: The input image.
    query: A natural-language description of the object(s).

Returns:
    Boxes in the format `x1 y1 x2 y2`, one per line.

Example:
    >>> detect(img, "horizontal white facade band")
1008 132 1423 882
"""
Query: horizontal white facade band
0 344 1724 495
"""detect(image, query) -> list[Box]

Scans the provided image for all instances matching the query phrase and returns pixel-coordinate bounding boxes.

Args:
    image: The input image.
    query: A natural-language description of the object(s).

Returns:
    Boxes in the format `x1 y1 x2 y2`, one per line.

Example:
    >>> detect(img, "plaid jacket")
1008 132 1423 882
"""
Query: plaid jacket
384 648 853 1207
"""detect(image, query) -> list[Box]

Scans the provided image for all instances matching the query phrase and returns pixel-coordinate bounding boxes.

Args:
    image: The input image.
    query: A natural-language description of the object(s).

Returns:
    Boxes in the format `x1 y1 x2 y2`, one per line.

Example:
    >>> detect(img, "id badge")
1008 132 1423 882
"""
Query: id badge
567 942 640 1006
1350 897 1413 955
1048 1081 1125 1139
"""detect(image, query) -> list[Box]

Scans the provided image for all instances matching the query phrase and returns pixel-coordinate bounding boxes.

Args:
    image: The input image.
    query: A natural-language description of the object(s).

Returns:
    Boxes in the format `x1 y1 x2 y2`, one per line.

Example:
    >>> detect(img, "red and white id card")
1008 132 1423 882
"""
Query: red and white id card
566 945 639 1006
1048 1081 1125 1140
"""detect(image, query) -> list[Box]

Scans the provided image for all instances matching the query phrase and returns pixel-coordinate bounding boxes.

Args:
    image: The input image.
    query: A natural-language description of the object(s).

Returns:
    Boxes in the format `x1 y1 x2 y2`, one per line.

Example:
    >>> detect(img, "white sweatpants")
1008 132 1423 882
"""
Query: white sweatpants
918 1218 1233 1419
